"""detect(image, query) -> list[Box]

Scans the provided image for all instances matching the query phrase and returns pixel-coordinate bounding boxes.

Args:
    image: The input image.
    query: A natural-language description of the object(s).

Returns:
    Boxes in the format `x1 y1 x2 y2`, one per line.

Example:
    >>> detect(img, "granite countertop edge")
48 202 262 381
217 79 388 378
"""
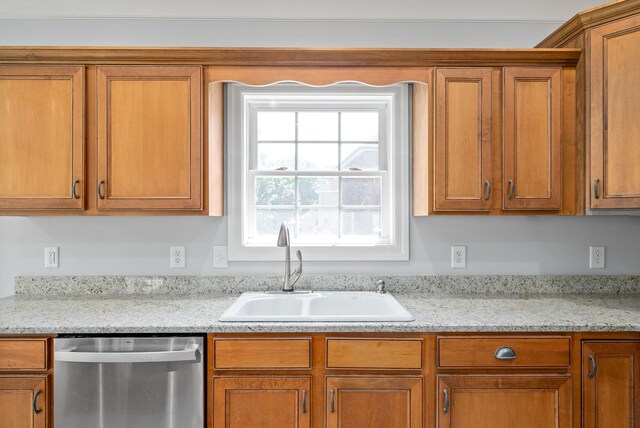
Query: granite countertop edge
1 291 639 335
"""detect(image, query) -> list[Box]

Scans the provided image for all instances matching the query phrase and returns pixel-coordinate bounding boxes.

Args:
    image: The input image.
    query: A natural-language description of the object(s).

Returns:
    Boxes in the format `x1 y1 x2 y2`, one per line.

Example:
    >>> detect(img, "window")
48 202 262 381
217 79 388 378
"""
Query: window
227 83 409 261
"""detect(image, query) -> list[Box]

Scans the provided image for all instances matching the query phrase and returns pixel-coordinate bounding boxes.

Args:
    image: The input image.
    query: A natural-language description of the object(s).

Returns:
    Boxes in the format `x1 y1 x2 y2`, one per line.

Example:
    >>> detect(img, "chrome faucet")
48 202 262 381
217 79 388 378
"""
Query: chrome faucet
277 223 302 292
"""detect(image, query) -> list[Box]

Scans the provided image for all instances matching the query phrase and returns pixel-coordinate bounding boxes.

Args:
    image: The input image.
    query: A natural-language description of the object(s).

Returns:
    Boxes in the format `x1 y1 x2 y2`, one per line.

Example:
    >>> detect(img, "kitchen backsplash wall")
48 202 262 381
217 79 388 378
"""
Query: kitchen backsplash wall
1 216 640 297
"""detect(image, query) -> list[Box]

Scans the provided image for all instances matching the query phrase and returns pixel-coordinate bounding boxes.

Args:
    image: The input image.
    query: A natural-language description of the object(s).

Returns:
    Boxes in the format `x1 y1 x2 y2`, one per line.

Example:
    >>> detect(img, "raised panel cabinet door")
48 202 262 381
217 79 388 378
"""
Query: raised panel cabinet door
437 375 571 428
326 376 422 428
212 377 310 428
434 68 492 211
96 65 202 210
0 65 84 210
503 67 562 210
590 16 640 209
0 376 47 428
583 341 640 428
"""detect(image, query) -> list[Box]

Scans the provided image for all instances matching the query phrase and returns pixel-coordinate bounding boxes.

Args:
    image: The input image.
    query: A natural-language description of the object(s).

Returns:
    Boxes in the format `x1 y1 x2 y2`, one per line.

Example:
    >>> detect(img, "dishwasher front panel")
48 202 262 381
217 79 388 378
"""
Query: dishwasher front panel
54 336 204 428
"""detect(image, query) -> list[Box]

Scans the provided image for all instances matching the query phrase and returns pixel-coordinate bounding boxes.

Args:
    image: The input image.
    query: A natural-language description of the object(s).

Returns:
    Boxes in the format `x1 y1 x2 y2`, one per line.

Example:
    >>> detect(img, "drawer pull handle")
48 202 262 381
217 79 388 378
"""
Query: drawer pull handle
443 388 449 414
508 180 515 200
484 180 491 200
33 389 42 415
72 179 80 199
588 354 598 379
302 389 307 414
330 388 335 413
98 180 105 200
594 178 600 199
495 346 517 360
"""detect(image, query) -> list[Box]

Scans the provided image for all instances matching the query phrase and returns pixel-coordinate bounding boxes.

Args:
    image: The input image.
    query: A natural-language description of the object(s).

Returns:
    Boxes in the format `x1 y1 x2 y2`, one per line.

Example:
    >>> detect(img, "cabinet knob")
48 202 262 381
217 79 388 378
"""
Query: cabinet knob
495 346 517 360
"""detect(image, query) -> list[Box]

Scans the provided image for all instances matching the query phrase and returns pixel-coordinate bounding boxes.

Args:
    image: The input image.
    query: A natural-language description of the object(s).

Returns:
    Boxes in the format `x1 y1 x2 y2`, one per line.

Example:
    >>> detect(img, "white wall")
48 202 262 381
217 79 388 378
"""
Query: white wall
2 0 639 298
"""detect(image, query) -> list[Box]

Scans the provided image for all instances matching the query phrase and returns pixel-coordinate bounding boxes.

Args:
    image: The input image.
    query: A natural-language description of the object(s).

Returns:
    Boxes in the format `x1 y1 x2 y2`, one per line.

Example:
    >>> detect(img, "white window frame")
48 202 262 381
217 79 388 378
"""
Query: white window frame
227 83 409 261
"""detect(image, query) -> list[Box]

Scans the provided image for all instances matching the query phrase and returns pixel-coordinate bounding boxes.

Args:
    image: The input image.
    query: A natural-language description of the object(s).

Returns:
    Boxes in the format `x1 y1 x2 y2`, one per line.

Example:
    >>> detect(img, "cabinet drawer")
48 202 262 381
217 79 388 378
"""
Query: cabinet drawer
213 338 311 370
438 336 570 368
327 338 422 370
0 338 49 371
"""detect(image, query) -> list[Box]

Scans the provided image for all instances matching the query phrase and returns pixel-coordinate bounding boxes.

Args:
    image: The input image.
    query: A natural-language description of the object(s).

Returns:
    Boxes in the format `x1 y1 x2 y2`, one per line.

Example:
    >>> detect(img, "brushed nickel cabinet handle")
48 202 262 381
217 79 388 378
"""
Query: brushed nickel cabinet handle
98 180 105 200
484 180 491 200
495 346 517 360
302 389 307 414
588 354 598 379
33 389 42 414
330 388 335 413
594 178 600 199
72 179 80 199
508 180 515 200
443 388 449 414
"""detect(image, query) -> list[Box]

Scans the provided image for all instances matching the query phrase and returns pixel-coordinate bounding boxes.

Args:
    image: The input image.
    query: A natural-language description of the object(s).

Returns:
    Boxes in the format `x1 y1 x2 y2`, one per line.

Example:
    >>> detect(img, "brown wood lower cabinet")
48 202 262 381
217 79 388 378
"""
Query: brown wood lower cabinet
437 375 571 428
326 376 422 428
212 377 311 428
0 376 47 428
582 341 640 428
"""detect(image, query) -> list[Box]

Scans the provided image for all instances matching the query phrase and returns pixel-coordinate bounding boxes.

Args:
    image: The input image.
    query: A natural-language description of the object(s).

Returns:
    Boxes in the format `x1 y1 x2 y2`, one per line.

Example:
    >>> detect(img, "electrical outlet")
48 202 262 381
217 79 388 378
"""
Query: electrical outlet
451 245 466 268
590 246 605 269
213 246 229 268
170 246 186 268
44 247 59 268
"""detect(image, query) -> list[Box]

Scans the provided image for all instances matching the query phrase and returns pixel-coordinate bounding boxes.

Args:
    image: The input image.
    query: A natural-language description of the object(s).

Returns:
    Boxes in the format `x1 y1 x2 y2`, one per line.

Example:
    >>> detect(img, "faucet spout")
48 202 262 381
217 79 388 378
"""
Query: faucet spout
277 223 302 292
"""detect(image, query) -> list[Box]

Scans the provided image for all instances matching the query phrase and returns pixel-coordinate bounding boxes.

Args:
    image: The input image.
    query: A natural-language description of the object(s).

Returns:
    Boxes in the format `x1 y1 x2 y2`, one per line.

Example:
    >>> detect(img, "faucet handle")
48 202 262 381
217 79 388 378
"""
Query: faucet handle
294 250 303 275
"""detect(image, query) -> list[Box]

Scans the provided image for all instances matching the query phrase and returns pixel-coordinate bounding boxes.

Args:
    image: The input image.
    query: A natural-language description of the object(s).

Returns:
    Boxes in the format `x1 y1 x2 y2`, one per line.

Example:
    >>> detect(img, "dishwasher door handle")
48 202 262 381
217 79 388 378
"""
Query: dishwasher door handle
55 344 200 363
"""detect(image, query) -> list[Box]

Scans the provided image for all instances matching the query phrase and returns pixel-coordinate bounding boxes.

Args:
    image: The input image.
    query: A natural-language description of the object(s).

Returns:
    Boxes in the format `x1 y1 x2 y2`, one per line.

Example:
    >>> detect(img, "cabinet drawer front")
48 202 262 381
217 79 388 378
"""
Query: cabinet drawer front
327 339 422 369
214 338 311 369
438 337 570 368
0 339 49 371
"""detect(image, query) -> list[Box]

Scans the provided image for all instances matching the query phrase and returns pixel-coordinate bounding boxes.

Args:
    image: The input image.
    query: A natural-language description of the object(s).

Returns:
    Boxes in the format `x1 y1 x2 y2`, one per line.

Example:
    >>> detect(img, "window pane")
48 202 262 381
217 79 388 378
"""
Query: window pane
256 209 295 236
298 208 339 236
298 112 339 141
257 111 295 141
257 143 295 170
341 209 381 236
255 177 295 205
341 143 379 170
341 177 381 206
341 112 379 142
298 177 339 206
298 143 339 171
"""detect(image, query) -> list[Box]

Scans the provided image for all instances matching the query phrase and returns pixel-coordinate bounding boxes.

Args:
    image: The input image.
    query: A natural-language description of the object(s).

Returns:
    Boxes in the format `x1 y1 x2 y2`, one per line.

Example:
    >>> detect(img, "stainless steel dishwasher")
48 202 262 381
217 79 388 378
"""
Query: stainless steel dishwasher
54 336 204 428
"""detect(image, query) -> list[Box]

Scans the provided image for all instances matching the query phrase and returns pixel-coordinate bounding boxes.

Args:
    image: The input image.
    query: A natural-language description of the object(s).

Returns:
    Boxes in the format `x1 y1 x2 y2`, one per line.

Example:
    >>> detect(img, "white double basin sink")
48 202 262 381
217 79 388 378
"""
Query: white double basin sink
219 291 414 322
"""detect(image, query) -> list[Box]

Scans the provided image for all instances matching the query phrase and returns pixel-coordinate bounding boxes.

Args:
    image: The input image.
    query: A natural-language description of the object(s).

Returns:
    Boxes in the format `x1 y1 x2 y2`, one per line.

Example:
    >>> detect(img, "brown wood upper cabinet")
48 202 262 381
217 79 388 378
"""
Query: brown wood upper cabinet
503 67 562 210
434 68 493 211
583 341 640 428
0 65 84 210
590 15 640 209
96 66 202 210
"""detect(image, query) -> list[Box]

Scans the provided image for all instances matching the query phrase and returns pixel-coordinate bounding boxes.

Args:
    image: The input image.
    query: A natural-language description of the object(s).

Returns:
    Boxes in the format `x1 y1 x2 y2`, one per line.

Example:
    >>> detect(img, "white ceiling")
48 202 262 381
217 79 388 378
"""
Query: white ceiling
0 0 610 22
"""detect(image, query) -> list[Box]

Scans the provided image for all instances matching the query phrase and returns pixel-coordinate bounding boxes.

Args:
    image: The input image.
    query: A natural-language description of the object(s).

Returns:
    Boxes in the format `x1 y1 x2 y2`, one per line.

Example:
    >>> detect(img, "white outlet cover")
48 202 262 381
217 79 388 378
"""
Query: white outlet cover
451 245 467 269
170 246 186 268
44 247 59 269
213 246 229 268
590 246 605 269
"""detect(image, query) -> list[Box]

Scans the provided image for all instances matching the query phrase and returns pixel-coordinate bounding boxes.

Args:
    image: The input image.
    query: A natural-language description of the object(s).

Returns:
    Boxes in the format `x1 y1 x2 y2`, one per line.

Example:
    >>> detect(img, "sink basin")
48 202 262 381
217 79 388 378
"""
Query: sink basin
219 291 414 322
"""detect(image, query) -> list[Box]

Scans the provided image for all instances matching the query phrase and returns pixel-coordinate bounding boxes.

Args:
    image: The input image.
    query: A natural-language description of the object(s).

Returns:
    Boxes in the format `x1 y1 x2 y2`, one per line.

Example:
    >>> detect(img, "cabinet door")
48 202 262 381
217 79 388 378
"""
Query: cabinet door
583 341 640 428
590 16 640 209
434 68 492 211
437 375 571 428
0 376 47 428
326 376 422 428
212 377 310 428
503 67 562 210
0 65 84 210
96 65 202 210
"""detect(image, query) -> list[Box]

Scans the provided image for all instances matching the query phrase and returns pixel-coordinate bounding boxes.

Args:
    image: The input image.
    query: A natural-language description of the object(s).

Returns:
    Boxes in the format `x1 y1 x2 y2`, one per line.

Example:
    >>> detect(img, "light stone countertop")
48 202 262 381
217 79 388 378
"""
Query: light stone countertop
1 292 639 334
